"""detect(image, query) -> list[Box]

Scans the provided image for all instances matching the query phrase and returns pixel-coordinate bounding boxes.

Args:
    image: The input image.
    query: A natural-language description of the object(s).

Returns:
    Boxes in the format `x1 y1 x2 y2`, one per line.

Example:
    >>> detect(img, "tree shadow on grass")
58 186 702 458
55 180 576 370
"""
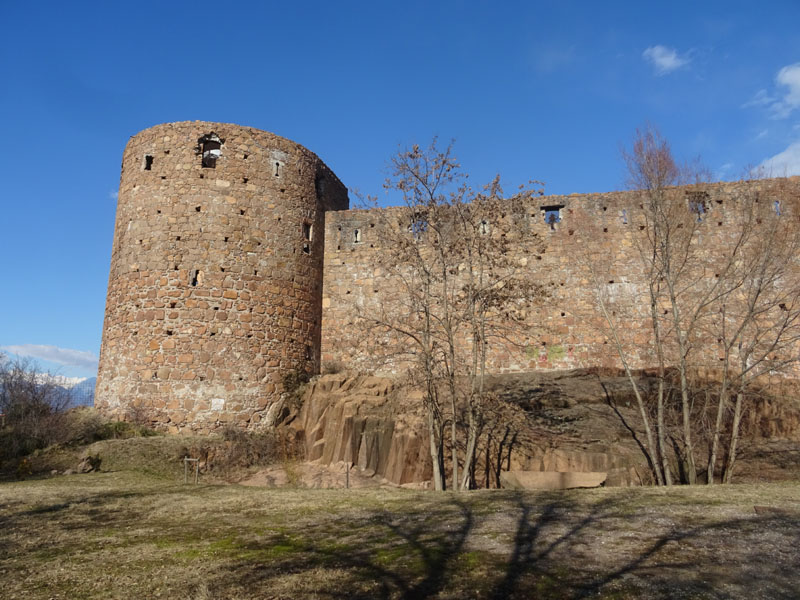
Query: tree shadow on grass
203 492 800 600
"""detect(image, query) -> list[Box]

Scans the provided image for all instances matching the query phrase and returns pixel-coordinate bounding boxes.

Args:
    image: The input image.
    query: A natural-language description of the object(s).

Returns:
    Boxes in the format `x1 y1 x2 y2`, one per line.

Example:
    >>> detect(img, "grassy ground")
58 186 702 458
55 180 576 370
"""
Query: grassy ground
2 461 799 600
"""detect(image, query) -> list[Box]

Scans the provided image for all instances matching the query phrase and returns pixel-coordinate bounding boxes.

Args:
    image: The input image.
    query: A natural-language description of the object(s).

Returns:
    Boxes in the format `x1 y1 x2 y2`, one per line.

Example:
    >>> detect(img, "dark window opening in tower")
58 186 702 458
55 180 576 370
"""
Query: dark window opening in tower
409 213 428 239
303 222 312 241
274 162 281 177
144 155 154 170
302 242 310 254
774 200 782 215
191 269 201 287
305 345 313 361
354 228 362 243
200 135 221 168
479 220 490 235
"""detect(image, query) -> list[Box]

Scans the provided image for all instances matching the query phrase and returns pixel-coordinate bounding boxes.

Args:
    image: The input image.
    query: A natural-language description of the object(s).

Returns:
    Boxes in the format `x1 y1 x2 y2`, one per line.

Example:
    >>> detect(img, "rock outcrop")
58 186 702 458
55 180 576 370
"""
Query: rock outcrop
295 372 652 487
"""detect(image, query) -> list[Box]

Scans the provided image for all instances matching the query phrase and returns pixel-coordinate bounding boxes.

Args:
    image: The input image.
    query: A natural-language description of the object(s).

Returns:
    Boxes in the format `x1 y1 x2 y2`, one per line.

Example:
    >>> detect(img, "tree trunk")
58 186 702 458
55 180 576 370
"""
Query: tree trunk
723 389 744 484
428 407 445 491
707 373 729 485
656 375 673 485
460 403 479 490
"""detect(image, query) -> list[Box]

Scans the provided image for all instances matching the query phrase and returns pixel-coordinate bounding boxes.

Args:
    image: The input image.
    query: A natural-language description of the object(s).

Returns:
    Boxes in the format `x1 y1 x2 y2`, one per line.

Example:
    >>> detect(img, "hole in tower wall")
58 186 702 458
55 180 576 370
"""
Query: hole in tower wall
144 155 154 170
191 270 201 287
200 134 221 168
274 162 280 177
196 206 201 212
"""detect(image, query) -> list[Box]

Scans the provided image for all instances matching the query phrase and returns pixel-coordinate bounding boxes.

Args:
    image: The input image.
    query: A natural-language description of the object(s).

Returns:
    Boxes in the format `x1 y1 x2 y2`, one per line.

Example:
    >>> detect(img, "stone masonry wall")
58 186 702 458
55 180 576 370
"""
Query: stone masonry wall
96 122 348 431
321 178 800 376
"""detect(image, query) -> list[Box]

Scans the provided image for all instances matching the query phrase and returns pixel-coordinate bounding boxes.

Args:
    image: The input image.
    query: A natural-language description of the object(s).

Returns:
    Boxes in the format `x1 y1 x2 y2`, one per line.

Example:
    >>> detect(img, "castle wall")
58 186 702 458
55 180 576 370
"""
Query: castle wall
321 178 800 375
95 122 348 431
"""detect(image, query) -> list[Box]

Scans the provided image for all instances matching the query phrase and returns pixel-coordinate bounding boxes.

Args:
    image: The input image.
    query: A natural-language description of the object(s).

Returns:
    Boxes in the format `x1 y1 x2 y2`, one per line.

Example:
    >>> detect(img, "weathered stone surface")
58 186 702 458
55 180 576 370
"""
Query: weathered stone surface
95 122 348 432
499 470 607 490
94 120 800 437
77 455 102 473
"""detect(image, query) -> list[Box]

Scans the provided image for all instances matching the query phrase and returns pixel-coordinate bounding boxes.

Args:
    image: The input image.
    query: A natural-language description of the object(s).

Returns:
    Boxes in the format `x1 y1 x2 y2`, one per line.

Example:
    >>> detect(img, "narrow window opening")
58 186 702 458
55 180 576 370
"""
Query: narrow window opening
254 269 258 276
240 209 245 216
687 191 709 222
144 155 154 170
302 242 310 254
303 222 313 241
354 228 362 243
243 153 248 160
774 200 782 215
305 346 313 361
274 162 280 177
621 209 628 224
541 205 563 230
200 134 222 168
221 267 225 272
176 236 181 241
479 220 490 235
224 236 228 242
191 270 201 287
243 177 248 183
409 213 428 239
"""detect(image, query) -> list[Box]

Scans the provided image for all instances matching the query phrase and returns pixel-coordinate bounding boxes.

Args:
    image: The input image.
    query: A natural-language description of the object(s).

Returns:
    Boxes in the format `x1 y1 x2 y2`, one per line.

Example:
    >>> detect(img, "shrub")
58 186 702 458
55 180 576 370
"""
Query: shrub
0 357 72 461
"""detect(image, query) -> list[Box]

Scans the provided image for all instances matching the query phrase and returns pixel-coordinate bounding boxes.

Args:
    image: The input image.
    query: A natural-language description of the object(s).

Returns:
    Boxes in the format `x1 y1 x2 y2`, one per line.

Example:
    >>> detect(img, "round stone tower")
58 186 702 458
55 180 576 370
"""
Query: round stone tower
95 121 348 431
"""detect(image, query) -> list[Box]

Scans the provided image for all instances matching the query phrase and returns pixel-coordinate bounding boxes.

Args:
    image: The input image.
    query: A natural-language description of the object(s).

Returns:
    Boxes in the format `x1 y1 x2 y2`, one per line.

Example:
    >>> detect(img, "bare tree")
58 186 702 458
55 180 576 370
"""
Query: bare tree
354 140 545 490
0 354 72 460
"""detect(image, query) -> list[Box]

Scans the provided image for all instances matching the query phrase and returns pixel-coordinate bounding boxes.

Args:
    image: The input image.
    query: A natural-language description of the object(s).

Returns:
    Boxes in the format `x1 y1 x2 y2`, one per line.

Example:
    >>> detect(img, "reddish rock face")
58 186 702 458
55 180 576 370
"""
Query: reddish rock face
95 122 348 431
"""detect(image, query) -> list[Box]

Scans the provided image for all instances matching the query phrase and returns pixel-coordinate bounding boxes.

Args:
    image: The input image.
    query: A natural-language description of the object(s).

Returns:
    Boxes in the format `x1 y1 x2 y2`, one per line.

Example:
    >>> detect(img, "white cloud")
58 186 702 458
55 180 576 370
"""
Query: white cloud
716 162 734 180
759 140 800 176
642 45 690 75
0 344 99 371
744 63 800 118
772 63 800 118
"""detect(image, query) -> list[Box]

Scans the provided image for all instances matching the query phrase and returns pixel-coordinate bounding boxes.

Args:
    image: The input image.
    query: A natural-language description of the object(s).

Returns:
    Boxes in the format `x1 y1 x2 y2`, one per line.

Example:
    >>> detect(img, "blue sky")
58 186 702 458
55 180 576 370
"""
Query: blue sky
1 0 799 378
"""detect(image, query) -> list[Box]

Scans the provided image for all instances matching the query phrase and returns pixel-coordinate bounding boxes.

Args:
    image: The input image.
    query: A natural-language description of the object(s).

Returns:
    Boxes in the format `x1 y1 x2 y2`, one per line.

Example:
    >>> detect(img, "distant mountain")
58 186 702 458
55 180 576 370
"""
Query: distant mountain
66 377 96 407
0 375 95 408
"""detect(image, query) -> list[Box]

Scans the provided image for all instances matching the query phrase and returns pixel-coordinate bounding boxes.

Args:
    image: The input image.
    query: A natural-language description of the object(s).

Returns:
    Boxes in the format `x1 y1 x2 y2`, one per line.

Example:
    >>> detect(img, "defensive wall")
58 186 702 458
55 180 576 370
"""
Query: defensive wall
96 121 800 431
321 178 800 375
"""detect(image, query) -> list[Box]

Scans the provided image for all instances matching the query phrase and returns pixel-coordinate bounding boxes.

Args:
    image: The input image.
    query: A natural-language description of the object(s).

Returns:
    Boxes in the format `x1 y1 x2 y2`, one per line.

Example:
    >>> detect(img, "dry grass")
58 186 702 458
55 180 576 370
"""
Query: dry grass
2 458 799 599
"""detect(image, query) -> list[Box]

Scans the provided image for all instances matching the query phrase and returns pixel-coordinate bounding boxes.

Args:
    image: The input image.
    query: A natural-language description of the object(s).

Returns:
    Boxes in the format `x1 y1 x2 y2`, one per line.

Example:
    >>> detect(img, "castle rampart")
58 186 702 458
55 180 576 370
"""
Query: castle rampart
320 178 800 375
96 121 800 431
